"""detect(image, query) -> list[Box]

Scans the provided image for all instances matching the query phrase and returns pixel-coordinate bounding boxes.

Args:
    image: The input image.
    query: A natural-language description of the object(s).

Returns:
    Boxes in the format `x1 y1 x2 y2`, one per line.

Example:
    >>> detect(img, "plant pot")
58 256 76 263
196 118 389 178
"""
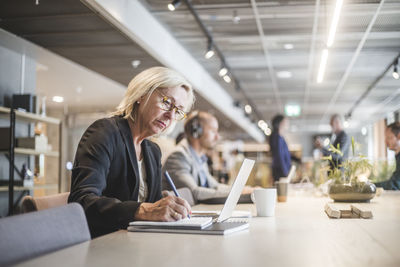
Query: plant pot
328 181 376 202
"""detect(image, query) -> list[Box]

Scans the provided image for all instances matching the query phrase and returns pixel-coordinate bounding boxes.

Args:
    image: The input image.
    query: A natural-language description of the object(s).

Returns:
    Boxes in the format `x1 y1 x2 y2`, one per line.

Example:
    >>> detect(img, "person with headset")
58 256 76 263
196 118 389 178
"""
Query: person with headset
162 110 253 203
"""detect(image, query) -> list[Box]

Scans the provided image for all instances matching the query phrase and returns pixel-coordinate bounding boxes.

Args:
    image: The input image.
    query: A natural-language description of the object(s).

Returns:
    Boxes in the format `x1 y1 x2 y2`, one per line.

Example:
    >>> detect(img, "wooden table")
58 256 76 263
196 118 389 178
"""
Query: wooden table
16 192 400 267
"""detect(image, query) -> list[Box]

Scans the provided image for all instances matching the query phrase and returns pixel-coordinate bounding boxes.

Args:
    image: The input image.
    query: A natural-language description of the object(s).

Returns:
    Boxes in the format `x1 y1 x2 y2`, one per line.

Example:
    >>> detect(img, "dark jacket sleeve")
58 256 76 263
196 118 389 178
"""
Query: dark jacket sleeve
68 119 140 235
322 132 350 163
374 177 400 190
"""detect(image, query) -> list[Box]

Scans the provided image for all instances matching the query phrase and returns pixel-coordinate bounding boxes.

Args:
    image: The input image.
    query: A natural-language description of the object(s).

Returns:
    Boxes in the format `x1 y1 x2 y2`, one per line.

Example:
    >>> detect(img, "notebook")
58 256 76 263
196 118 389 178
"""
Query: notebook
128 158 255 235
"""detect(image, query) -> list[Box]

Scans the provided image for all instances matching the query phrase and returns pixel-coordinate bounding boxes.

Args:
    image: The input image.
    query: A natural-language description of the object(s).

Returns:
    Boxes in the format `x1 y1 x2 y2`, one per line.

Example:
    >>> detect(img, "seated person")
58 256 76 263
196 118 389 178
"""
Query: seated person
68 67 194 238
162 110 253 203
375 122 400 190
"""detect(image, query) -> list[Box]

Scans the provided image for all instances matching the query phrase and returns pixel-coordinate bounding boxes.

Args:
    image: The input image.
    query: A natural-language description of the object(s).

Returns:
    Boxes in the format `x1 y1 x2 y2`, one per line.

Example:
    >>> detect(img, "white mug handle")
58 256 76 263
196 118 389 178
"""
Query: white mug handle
251 192 256 203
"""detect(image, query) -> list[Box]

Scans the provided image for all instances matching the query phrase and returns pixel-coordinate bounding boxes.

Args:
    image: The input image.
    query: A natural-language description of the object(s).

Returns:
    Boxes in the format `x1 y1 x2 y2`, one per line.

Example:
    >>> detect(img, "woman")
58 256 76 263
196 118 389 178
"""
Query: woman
68 67 195 238
269 114 291 182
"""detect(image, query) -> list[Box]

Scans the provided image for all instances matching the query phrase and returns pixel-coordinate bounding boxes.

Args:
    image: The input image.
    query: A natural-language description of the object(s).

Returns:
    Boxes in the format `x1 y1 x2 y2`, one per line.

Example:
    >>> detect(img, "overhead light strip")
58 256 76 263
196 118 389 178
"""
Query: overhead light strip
317 49 329 83
316 0 343 84
174 0 265 130
327 0 343 48
320 0 386 124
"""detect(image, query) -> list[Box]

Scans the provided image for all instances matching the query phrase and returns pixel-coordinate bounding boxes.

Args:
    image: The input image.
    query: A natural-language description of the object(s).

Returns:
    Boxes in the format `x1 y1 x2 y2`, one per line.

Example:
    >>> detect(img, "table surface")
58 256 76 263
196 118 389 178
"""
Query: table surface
16 191 400 267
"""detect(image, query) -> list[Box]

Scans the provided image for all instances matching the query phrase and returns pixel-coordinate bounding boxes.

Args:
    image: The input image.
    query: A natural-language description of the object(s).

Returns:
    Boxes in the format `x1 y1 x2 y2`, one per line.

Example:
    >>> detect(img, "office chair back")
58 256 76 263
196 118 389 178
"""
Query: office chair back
20 192 70 213
0 203 90 266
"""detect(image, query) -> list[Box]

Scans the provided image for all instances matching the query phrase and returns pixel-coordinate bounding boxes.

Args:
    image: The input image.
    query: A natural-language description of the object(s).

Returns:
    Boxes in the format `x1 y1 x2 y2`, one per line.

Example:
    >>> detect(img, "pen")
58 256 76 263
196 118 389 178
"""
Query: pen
164 171 190 218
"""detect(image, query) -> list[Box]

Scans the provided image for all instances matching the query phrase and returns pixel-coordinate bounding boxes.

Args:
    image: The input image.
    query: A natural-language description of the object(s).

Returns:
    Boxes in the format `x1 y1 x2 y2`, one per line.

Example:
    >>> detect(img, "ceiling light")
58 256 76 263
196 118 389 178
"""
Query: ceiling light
205 40 214 59
284 43 294 50
232 10 240 24
277 71 292 79
317 49 329 83
393 61 399 80
205 50 214 59
258 120 266 128
168 0 181 11
52 96 64 103
393 67 399 79
327 0 343 47
36 62 48 72
284 104 301 117
361 127 367 136
219 67 228 77
244 105 252 114
223 75 231 83
264 128 271 136
343 120 349 128
131 60 141 68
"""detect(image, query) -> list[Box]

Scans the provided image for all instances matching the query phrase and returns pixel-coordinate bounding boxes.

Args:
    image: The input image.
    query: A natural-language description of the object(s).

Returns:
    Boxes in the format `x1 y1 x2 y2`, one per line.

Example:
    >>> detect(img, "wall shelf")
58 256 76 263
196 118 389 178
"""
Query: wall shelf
0 106 60 125
0 106 62 215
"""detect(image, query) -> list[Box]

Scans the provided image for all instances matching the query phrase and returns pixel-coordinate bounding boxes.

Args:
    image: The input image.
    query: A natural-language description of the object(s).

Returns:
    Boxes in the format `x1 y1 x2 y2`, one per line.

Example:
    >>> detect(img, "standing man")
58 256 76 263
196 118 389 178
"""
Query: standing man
316 114 350 169
375 122 400 190
163 111 252 203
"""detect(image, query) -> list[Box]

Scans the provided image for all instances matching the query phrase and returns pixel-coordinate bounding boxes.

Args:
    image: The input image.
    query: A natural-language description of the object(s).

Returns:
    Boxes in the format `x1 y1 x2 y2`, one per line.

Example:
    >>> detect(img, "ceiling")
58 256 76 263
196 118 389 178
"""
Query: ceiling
1 0 400 140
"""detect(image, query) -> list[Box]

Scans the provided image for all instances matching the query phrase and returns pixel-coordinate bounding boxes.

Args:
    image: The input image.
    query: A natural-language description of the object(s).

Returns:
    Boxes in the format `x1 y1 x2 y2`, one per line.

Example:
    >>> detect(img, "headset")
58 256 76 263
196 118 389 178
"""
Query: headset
185 111 203 139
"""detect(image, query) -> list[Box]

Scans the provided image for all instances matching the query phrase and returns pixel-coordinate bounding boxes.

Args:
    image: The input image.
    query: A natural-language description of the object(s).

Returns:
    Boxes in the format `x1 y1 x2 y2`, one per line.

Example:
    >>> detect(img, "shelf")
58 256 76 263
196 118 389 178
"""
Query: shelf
14 148 59 157
0 183 58 192
0 106 60 125
0 148 59 157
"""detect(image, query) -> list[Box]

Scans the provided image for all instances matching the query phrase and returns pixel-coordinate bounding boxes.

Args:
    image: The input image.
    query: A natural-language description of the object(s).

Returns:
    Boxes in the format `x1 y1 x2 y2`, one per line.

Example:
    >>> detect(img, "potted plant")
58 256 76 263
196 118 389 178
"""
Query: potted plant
323 137 376 202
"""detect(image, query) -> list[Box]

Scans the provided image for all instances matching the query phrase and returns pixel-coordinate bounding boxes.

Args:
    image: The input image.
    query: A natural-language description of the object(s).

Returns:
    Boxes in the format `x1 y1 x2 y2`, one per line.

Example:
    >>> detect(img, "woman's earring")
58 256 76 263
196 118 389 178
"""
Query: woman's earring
137 101 140 104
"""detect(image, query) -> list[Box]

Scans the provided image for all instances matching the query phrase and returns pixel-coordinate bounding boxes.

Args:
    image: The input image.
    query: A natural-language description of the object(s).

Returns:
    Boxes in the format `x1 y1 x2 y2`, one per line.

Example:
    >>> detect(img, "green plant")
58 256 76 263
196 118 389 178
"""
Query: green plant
322 137 373 185
369 160 395 183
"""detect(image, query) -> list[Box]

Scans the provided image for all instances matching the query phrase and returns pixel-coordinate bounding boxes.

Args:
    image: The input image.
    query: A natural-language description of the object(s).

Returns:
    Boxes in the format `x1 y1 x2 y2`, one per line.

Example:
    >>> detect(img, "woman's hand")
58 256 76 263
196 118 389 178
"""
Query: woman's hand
134 195 191 221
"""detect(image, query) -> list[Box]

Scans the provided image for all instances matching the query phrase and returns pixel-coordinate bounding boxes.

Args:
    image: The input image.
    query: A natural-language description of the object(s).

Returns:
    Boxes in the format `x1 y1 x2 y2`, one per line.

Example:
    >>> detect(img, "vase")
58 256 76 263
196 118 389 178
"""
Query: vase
328 181 376 202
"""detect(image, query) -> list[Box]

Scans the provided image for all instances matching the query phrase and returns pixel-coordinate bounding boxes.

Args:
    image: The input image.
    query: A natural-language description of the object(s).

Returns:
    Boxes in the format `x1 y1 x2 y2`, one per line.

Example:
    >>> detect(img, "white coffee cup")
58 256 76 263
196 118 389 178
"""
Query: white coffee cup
251 188 277 217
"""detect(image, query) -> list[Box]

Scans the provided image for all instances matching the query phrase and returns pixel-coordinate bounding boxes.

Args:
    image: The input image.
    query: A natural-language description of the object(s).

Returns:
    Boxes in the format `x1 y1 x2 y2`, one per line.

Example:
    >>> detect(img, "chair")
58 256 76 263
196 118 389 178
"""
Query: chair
20 192 70 213
177 187 195 206
0 203 90 266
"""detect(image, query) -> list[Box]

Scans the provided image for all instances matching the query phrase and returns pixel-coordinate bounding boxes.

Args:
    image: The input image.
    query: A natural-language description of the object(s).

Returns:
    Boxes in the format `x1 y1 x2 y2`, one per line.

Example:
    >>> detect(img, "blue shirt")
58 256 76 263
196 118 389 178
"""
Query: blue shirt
188 145 209 188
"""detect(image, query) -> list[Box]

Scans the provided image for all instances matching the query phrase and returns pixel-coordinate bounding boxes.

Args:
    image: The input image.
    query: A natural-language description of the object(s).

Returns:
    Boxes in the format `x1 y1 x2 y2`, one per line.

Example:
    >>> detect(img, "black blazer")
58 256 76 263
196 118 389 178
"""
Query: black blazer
68 116 163 238
322 130 350 169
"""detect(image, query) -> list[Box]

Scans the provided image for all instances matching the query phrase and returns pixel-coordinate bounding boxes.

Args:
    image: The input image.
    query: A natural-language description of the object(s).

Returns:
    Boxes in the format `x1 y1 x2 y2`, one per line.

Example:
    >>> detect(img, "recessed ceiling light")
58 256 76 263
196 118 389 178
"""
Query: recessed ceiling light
36 62 48 72
52 96 64 103
232 10 240 24
244 105 252 114
131 60 141 68
223 75 231 83
219 67 228 77
277 71 292 79
284 43 294 50
361 127 367 135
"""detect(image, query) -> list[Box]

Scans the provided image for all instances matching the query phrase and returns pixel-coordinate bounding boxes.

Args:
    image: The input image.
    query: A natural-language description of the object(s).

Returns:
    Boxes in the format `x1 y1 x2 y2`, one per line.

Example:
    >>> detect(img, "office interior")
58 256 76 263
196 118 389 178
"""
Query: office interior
0 0 399 266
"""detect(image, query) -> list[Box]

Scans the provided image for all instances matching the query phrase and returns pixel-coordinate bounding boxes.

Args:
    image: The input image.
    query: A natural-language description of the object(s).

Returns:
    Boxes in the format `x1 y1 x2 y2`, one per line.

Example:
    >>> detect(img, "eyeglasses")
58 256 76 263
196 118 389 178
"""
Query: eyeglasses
155 90 187 121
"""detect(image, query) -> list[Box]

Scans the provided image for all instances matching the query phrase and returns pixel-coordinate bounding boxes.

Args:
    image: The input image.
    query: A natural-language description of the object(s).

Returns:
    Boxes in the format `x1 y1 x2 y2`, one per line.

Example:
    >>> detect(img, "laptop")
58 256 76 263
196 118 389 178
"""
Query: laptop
128 158 255 235
192 158 255 221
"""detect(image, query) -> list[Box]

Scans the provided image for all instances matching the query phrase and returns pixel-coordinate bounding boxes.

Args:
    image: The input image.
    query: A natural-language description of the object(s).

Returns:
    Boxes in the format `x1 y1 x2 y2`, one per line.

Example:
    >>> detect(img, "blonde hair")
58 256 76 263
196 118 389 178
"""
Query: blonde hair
112 66 195 120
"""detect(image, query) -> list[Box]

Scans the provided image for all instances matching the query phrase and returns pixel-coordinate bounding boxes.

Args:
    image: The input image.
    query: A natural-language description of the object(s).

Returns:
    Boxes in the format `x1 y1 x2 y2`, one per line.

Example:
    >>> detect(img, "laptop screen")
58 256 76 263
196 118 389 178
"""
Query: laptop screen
217 158 255 222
